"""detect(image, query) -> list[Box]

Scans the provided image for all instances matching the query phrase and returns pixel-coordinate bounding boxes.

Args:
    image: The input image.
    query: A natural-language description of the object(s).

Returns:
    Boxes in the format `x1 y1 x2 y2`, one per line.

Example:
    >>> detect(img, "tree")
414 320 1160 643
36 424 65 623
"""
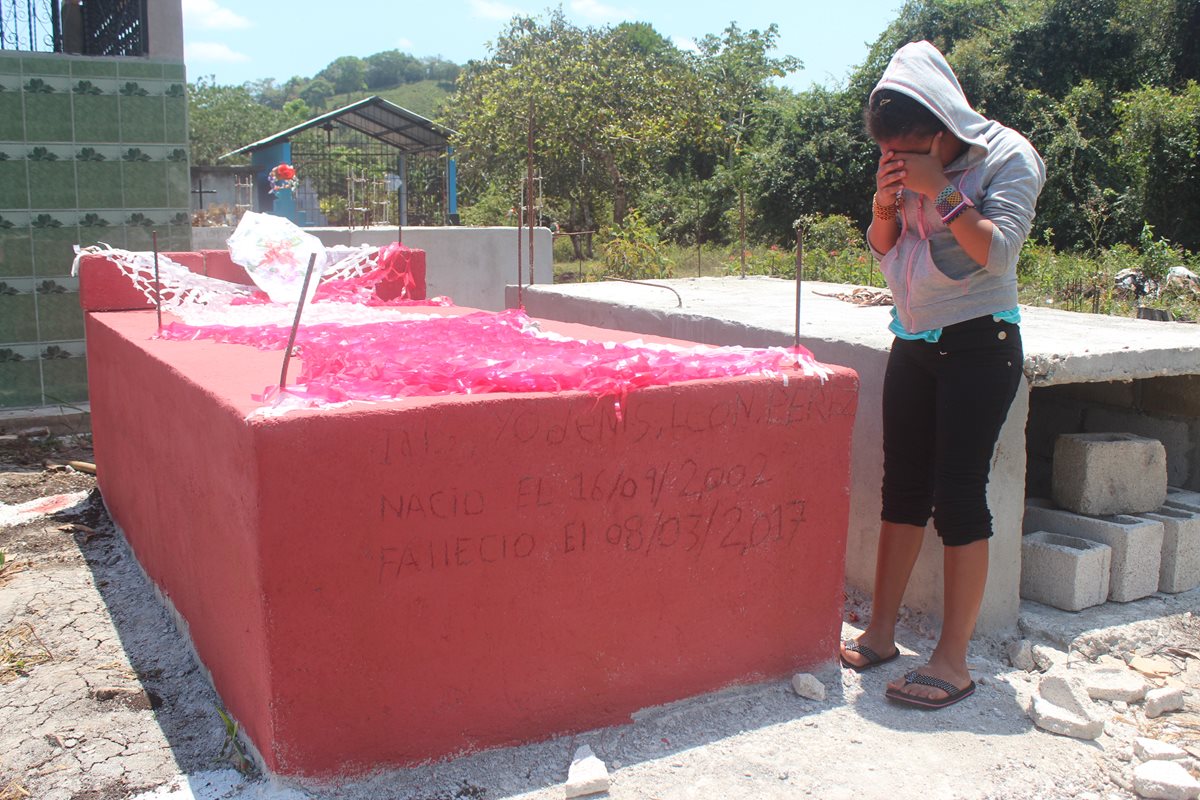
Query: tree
694 23 803 249
751 86 875 242
366 50 424 88
243 77 286 109
319 56 367 96
696 23 802 163
1115 81 1200 248
447 11 697 231
423 56 461 84
187 77 293 165
299 78 335 110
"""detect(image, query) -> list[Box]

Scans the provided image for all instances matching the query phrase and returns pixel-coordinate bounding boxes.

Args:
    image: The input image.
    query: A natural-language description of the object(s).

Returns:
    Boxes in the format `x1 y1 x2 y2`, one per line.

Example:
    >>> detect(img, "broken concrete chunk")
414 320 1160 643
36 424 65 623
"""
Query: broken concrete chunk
791 673 826 701
1084 667 1149 703
1030 673 1106 740
1135 737 1189 762
1008 639 1036 672
1145 687 1185 719
565 744 610 798
1032 644 1069 672
1132 759 1200 800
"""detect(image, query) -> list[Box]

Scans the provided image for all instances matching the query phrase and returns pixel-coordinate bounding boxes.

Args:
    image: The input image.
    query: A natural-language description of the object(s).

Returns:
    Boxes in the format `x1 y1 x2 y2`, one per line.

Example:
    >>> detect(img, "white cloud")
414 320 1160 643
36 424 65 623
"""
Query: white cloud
569 0 626 22
182 0 252 31
468 0 521 20
398 37 414 49
185 41 250 63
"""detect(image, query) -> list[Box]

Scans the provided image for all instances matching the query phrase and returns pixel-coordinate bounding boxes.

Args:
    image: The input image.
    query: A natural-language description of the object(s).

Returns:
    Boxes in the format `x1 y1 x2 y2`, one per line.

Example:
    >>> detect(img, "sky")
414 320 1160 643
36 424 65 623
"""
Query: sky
182 0 906 91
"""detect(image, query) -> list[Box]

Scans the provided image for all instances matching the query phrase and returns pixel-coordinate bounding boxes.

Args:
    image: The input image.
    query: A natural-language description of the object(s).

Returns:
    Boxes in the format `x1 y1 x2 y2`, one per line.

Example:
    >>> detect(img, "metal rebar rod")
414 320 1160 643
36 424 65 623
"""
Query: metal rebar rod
794 231 803 366
151 230 162 332
278 253 319 394
527 99 535 288
602 276 683 308
739 188 747 279
516 183 523 308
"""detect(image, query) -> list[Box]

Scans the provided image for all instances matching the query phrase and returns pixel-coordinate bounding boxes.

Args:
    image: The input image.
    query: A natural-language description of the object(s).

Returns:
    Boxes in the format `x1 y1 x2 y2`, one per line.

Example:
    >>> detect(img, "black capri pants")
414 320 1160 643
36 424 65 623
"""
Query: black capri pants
881 314 1023 546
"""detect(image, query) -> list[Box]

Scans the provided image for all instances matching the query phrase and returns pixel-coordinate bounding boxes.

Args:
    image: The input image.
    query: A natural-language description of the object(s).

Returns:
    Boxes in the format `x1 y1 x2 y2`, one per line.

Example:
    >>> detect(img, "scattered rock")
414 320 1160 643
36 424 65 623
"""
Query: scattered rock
1030 673 1106 740
1135 738 1189 762
565 744 609 798
1032 645 1069 672
1008 639 1036 671
1084 667 1149 703
791 673 826 701
1146 687 1185 719
1132 759 1200 800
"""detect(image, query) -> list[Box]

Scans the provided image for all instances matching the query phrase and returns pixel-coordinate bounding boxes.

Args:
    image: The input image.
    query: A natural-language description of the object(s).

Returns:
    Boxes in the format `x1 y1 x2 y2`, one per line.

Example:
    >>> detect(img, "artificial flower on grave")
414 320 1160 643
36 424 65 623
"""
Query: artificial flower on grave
268 163 299 195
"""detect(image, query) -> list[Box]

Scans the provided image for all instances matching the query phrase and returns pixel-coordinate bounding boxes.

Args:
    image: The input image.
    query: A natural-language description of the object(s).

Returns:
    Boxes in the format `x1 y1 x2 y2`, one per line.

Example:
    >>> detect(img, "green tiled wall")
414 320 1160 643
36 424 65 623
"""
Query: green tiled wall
0 51 190 410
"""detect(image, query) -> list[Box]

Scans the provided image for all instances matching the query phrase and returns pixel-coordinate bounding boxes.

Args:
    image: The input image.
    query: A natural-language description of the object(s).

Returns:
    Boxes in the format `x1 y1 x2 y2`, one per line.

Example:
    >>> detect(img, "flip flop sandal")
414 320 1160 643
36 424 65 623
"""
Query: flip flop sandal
885 670 976 709
839 640 900 672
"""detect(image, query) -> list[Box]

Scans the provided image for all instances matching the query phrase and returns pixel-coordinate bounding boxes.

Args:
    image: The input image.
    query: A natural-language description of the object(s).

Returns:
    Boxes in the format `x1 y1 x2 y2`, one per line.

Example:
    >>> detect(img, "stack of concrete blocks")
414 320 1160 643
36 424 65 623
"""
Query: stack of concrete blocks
1020 433 1199 611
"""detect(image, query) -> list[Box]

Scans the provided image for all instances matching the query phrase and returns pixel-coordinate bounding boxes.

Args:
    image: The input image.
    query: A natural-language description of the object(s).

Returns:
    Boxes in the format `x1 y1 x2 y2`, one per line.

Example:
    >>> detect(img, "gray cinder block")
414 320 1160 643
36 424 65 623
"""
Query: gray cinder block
1082 410 1191 489
1052 433 1167 516
1023 499 1164 602
1136 507 1200 594
1166 486 1200 513
1020 531 1112 611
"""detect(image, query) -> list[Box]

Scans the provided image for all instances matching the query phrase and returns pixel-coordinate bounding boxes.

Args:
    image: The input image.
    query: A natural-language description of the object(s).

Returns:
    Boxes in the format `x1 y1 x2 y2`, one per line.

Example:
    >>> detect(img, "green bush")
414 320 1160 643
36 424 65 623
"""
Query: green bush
460 182 516 227
552 234 577 263
796 214 875 285
602 209 674 280
1138 222 1179 283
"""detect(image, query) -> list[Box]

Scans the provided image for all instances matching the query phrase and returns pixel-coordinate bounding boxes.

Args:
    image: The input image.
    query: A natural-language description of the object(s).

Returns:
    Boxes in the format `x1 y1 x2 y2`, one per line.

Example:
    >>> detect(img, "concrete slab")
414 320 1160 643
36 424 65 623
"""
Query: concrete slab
514 277 1200 633
512 277 1200 388
1017 586 1200 652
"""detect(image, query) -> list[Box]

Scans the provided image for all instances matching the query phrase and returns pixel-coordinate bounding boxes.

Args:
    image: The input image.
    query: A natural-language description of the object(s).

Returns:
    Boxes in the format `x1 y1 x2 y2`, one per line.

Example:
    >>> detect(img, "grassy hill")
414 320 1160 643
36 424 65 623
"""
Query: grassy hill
324 80 454 122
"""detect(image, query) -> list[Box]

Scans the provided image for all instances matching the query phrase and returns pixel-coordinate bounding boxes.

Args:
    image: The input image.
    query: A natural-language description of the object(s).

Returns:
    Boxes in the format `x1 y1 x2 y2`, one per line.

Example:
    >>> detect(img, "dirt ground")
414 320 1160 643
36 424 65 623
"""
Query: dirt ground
1 433 1197 800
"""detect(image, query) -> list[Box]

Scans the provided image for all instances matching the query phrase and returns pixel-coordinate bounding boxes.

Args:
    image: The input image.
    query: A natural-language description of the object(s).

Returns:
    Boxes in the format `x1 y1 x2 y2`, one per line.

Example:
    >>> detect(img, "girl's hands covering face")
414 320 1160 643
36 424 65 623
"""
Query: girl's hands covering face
893 132 949 198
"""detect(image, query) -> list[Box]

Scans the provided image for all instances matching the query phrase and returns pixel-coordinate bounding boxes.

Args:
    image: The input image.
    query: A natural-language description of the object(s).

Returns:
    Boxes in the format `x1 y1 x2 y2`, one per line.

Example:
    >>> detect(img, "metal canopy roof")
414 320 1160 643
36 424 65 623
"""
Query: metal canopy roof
221 96 455 159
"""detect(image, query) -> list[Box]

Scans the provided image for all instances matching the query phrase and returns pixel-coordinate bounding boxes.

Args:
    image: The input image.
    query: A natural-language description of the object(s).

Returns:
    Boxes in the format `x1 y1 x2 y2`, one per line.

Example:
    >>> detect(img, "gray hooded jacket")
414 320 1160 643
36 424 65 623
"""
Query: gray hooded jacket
868 41 1046 333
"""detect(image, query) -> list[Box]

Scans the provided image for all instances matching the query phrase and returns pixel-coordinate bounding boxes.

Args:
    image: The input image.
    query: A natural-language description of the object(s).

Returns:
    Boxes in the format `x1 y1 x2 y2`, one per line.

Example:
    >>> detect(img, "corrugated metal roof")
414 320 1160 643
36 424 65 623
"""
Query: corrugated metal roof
220 96 454 159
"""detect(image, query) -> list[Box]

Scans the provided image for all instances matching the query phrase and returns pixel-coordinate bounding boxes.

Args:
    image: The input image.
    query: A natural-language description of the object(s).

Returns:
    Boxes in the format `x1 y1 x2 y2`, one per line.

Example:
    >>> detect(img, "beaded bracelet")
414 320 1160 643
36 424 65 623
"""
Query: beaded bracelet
872 193 900 222
935 184 974 225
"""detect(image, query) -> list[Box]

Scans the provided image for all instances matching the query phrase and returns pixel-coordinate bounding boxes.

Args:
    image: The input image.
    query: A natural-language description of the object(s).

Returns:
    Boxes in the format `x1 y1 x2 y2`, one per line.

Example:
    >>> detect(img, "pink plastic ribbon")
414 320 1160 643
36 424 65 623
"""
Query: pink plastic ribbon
160 308 819 412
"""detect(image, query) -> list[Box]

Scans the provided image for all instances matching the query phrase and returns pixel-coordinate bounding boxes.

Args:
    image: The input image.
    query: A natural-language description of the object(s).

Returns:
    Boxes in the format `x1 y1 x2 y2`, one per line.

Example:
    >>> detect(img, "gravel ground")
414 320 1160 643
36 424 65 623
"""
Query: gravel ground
1 435 1197 800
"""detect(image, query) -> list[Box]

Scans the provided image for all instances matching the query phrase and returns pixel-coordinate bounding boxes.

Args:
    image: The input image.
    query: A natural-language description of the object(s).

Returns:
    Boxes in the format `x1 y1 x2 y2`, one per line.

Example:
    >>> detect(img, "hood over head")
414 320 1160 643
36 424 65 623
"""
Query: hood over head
871 41 992 162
